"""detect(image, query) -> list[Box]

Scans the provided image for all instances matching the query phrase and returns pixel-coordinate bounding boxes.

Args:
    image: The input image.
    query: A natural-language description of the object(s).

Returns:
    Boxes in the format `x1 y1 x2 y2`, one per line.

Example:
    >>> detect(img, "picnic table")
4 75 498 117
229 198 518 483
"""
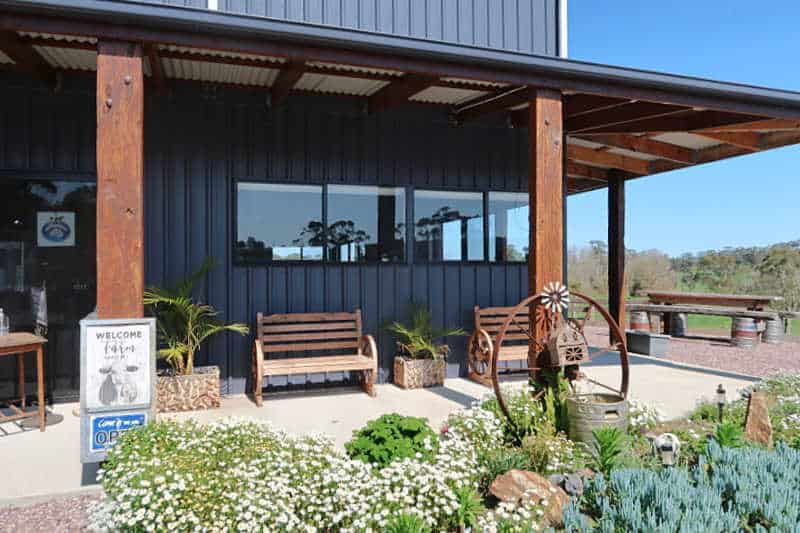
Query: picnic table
646 291 783 311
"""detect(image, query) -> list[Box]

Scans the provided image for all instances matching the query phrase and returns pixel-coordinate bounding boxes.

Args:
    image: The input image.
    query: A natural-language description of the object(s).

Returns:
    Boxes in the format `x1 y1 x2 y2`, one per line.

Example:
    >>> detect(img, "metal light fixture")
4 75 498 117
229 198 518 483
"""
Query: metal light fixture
654 433 680 467
716 383 726 422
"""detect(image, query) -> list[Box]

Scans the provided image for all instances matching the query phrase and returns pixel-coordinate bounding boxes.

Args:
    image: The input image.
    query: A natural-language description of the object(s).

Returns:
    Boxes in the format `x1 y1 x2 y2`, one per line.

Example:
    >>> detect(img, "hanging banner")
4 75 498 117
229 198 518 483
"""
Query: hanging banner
80 317 156 463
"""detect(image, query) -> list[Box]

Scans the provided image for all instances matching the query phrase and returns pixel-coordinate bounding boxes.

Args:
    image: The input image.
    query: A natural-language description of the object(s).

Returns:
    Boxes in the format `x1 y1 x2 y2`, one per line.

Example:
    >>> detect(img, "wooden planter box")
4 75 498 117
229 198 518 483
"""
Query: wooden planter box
393 356 446 389
156 365 220 413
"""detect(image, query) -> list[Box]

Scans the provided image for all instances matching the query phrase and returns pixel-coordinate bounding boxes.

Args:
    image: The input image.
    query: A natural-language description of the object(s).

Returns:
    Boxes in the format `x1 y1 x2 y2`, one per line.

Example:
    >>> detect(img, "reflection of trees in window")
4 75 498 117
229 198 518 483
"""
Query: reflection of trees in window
415 205 481 261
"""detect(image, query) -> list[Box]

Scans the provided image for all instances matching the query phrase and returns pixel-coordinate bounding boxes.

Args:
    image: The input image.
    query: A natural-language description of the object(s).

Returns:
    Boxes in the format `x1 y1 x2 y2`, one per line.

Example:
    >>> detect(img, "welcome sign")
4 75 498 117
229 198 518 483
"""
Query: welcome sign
80 317 156 463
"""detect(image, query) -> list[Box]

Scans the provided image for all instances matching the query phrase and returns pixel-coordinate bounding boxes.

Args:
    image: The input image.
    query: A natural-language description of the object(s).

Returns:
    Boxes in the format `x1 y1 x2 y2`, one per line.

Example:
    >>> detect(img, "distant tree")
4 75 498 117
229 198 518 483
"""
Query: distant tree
757 246 800 311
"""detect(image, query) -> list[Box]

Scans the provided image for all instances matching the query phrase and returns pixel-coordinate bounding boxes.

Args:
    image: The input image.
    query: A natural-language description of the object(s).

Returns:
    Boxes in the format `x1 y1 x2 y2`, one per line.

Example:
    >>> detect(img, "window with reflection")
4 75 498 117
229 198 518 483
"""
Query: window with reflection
488 192 529 262
235 183 323 263
327 185 405 263
414 190 484 262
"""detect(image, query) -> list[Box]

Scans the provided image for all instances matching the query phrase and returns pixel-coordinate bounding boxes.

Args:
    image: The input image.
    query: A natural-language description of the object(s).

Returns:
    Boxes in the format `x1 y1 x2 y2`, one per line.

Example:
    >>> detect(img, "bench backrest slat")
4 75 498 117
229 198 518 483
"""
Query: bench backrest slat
257 310 363 355
474 305 531 344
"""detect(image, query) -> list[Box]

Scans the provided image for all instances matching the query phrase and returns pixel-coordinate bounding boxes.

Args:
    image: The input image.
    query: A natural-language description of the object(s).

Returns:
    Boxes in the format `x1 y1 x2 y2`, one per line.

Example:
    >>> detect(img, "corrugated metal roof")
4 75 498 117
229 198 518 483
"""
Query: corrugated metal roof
18 31 96 44
441 77 508 89
33 45 96 71
161 57 279 87
411 86 488 106
306 61 403 78
295 73 389 96
651 132 722 150
0 50 13 64
157 45 284 65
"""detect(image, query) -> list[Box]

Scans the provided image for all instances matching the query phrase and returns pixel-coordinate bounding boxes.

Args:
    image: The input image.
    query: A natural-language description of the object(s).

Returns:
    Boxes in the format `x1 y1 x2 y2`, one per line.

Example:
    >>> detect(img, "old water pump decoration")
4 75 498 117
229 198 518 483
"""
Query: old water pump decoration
489 281 630 424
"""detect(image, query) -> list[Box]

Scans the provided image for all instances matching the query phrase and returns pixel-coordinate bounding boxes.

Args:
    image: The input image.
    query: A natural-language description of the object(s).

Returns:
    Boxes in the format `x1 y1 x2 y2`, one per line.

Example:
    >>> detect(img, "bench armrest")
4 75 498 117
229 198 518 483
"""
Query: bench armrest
253 339 264 375
360 334 379 370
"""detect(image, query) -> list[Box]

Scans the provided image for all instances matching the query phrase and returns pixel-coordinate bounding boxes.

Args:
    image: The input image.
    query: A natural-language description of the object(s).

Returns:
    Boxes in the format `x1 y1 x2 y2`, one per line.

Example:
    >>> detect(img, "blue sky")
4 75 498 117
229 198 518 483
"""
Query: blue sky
566 1 800 256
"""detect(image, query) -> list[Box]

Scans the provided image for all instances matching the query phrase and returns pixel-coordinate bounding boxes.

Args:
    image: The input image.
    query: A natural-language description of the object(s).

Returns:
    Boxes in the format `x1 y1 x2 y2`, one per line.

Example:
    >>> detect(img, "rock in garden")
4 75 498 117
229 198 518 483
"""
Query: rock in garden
490 469 569 527
548 473 584 496
745 391 773 447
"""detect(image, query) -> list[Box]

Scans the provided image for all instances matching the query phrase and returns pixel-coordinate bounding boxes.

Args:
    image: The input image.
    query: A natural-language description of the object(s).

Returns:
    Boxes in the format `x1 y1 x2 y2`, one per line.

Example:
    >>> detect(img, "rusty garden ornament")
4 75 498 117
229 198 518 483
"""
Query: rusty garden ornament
489 284 630 428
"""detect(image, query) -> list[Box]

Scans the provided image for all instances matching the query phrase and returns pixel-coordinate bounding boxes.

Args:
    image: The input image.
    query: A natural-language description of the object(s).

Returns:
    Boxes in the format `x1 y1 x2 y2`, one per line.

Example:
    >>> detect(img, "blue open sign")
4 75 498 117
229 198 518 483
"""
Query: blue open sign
90 413 147 452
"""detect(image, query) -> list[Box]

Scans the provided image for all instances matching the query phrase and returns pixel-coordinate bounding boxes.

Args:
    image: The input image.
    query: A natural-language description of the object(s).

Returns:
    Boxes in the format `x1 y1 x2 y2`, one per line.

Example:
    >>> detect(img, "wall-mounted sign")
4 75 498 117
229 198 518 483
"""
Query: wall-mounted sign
37 211 75 247
80 317 156 463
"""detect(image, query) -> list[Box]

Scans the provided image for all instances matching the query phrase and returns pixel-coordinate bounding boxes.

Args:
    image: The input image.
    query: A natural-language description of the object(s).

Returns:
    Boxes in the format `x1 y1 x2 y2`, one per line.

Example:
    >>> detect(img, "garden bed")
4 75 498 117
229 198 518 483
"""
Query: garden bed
84 373 800 532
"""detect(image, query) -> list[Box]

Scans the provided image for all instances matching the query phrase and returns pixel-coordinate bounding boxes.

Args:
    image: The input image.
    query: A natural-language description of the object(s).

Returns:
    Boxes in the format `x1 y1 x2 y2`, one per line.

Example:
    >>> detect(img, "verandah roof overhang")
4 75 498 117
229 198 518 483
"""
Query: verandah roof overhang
2 0 800 195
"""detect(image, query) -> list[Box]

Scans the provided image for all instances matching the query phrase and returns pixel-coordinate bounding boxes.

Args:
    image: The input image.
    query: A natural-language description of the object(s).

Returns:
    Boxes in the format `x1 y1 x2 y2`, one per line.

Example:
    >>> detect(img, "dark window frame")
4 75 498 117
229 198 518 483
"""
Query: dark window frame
233 180 532 266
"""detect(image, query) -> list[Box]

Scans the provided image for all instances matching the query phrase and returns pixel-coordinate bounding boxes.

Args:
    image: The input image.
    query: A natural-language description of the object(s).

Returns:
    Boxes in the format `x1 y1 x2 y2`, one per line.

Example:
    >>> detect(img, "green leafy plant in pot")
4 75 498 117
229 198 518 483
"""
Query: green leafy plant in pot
144 258 249 412
387 302 464 389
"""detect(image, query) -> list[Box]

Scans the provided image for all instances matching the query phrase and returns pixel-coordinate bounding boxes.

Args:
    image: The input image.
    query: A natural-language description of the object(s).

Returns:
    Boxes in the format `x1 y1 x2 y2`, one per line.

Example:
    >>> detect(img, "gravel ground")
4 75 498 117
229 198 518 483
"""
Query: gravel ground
0 494 99 533
584 325 800 377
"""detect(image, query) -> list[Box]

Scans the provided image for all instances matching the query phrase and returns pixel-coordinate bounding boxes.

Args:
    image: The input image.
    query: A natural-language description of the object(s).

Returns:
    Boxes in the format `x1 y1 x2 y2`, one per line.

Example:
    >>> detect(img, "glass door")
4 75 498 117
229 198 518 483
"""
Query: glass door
0 177 97 400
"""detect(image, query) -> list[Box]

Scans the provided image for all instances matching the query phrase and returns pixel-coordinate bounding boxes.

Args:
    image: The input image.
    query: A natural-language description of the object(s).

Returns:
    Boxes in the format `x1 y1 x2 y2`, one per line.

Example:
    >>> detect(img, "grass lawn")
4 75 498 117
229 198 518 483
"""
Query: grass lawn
688 314 799 337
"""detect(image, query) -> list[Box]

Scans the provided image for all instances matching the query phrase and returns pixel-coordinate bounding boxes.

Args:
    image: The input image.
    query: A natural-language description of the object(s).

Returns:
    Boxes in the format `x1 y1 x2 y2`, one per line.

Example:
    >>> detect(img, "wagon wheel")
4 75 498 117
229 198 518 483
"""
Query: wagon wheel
467 329 494 379
490 289 629 426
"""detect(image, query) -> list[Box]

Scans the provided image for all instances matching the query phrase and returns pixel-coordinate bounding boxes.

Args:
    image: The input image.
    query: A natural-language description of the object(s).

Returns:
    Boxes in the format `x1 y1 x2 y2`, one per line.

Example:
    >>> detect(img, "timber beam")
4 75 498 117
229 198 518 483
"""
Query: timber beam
144 43 166 94
608 173 626 331
0 30 56 85
453 86 532 123
367 73 438 114
566 100 690 133
269 61 306 107
567 144 650 175
577 133 696 164
566 161 611 181
577 110 769 135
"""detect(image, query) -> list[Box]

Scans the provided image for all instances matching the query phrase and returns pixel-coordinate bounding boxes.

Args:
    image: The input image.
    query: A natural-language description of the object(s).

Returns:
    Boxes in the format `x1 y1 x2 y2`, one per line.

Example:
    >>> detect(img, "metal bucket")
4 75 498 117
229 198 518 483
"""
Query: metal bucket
763 318 784 345
732 317 758 348
629 311 650 332
566 393 629 445
670 313 687 337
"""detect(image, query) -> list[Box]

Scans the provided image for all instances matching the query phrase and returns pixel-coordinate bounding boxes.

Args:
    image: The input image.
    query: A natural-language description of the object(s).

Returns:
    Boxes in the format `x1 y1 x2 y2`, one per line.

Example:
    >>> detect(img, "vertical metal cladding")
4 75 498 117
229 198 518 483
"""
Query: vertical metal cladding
144 86 530 395
0 74 531 397
217 0 558 56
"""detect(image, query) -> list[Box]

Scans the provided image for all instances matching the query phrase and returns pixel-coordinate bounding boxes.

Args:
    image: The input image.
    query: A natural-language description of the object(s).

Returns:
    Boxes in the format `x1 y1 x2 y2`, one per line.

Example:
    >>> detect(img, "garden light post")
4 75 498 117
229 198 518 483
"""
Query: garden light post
716 384 726 422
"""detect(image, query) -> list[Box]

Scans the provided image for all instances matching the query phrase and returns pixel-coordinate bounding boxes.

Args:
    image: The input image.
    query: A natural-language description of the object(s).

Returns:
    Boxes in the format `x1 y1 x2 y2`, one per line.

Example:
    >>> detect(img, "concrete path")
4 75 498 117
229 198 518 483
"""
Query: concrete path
0 356 756 502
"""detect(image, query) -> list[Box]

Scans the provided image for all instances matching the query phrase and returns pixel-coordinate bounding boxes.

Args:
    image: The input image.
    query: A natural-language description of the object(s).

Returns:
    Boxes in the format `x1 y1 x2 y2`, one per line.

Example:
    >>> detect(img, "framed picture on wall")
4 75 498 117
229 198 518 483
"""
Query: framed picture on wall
37 211 76 247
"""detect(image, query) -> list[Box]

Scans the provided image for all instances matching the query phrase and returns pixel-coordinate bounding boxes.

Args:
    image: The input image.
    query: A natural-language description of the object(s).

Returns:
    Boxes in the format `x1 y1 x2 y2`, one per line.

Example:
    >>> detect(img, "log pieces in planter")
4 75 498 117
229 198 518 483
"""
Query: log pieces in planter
156 365 220 412
393 357 446 389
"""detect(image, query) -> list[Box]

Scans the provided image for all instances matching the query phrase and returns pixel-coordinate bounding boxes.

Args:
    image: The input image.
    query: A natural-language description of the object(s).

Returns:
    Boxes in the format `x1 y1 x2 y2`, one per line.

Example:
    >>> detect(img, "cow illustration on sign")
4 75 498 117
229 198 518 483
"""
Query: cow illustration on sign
85 324 151 411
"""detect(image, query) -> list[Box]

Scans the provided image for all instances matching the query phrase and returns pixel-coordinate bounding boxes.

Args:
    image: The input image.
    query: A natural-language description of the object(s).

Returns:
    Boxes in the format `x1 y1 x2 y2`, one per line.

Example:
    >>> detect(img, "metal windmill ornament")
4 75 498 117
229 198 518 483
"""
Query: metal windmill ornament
540 282 570 315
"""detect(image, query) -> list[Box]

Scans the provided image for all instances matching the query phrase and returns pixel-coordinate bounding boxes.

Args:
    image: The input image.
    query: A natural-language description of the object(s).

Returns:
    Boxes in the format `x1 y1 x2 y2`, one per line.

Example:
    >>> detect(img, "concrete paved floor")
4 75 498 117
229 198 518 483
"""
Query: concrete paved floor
0 355 756 503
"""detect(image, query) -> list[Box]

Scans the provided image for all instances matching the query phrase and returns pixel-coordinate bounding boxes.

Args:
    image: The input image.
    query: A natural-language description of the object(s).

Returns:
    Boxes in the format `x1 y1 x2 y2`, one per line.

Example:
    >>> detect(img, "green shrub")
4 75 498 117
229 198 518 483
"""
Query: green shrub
449 486 483 530
566 442 800 532
478 447 533 490
345 413 439 468
481 387 550 446
521 431 588 475
386 302 464 360
384 513 432 533
713 420 744 448
590 426 626 477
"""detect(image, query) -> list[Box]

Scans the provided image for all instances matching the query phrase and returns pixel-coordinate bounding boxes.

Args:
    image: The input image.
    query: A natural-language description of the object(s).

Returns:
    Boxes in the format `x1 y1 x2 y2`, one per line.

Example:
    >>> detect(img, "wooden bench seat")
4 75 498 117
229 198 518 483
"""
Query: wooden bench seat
468 305 532 383
252 310 378 406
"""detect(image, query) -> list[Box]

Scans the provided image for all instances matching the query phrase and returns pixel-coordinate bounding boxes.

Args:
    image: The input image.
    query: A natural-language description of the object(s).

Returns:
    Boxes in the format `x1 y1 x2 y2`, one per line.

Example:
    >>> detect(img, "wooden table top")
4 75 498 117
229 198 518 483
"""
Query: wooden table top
646 291 783 309
0 332 48 350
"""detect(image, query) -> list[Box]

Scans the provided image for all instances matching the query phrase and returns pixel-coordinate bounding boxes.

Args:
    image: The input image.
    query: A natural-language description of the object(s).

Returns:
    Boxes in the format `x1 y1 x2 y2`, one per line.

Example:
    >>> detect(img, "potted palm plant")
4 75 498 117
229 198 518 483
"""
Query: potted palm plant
387 302 464 389
144 259 249 412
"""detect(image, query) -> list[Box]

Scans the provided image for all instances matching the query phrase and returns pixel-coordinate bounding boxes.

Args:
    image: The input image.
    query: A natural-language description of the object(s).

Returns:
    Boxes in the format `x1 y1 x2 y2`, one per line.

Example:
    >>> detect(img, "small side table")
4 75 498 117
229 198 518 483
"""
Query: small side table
0 332 47 431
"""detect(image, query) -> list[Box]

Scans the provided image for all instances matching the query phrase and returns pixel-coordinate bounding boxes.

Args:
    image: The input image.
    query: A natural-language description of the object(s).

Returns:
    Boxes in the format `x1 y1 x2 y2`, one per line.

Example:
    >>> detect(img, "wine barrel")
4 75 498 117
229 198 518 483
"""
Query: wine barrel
762 318 784 345
629 311 650 332
732 317 758 348
670 313 687 337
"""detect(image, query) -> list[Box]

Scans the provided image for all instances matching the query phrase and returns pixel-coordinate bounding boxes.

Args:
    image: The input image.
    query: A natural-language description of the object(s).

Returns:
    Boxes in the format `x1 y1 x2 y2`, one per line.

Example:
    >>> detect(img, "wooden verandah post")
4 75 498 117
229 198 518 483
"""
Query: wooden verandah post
608 174 626 332
527 89 564 373
96 41 145 319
